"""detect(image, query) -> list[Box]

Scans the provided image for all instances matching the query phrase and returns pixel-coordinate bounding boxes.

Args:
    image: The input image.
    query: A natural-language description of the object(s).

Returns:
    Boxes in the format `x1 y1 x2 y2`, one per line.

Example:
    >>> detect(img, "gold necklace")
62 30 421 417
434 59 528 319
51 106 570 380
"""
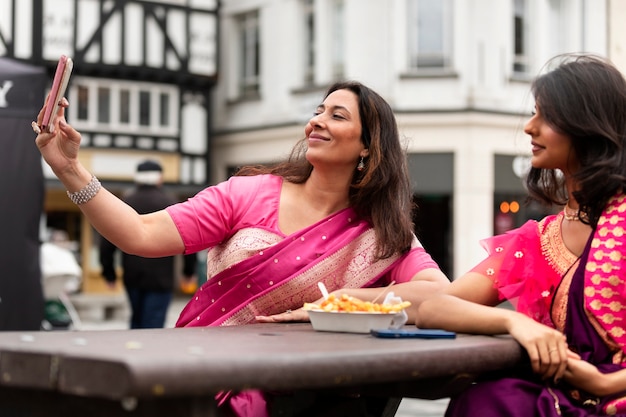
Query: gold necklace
563 205 587 222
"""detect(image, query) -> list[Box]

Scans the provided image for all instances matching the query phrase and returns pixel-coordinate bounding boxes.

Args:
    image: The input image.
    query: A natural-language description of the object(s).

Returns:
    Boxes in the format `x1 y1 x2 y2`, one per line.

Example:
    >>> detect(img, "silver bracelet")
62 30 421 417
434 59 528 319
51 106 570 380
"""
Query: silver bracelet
66 175 102 205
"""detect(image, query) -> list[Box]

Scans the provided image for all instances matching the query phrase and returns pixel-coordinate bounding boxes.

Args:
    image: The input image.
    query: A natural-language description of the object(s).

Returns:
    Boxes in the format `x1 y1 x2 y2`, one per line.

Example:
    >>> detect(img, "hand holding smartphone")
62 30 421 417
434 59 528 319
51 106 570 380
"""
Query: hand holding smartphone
41 55 73 133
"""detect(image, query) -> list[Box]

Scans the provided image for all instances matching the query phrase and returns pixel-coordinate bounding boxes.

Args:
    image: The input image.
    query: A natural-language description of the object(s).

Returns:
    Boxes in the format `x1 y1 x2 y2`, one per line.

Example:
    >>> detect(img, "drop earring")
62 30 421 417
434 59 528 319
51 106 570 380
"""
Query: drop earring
357 157 365 172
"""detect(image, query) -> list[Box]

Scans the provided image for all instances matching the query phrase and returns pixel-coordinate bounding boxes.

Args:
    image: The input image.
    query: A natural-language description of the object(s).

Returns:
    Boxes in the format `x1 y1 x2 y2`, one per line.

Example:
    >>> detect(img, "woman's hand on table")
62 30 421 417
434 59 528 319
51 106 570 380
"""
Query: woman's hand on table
507 314 569 382
255 308 310 323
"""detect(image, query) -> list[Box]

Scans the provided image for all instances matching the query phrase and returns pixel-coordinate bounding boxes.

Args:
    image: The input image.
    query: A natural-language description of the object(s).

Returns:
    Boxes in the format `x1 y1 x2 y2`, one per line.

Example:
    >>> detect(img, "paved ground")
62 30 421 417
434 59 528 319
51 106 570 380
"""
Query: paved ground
395 398 448 417
78 295 449 417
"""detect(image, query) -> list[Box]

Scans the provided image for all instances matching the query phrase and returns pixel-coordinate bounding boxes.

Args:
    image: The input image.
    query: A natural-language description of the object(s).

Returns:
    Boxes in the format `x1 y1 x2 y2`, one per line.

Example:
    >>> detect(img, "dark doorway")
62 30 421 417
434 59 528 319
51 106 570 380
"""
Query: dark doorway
413 194 452 279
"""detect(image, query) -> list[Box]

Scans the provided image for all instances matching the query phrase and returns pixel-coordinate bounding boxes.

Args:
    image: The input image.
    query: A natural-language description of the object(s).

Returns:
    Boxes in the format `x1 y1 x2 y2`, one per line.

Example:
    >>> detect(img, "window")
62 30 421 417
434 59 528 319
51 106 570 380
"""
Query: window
408 0 453 70
159 93 170 126
237 11 260 98
298 0 344 85
77 85 89 121
513 0 529 74
120 89 130 124
139 91 151 126
68 77 178 135
302 0 315 84
331 0 345 79
98 87 110 124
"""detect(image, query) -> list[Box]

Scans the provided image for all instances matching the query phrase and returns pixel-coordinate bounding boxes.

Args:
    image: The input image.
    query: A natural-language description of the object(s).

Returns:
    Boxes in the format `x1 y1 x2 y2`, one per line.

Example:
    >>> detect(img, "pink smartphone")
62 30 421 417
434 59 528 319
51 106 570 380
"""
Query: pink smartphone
41 55 73 133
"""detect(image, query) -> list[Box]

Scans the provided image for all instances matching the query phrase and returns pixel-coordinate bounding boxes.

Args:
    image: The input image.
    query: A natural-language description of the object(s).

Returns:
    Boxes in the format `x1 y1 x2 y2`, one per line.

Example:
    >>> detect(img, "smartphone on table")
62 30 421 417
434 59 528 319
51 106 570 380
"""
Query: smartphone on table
41 55 73 133
370 328 456 339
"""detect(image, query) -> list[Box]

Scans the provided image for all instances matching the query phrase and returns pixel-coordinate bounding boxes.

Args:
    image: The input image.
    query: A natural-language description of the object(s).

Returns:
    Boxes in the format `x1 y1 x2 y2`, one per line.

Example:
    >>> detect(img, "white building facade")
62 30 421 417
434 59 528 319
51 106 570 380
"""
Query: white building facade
211 0 625 278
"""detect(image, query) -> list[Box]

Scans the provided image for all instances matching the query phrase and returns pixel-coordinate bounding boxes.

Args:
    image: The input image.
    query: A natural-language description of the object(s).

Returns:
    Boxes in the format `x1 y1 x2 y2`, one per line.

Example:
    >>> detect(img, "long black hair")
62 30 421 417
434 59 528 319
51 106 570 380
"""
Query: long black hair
525 54 626 226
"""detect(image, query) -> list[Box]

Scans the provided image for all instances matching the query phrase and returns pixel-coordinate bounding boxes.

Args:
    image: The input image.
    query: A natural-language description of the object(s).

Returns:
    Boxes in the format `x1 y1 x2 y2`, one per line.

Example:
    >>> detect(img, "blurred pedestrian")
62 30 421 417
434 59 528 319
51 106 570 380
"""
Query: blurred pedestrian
99 160 197 329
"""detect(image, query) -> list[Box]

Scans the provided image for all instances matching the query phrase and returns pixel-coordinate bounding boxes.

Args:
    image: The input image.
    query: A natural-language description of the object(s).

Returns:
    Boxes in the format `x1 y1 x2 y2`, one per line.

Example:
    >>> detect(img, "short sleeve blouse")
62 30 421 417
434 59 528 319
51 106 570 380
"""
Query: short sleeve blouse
166 174 440 284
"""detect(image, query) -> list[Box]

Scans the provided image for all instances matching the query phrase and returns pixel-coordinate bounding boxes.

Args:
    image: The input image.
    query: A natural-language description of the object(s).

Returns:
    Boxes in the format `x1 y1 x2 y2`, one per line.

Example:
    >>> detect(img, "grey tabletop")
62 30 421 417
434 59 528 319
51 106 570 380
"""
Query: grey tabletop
0 323 524 401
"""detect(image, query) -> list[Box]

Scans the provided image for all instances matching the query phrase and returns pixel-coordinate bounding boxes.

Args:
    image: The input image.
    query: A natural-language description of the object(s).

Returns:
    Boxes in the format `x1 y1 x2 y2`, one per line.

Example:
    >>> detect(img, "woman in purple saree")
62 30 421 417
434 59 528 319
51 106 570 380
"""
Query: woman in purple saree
417 54 626 416
32 80 449 417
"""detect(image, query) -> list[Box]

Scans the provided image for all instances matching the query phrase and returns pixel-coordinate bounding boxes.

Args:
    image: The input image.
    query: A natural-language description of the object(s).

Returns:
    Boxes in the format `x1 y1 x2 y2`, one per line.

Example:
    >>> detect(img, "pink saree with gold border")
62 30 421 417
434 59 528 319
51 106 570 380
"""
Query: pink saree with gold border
176 207 402 327
166 174 436 417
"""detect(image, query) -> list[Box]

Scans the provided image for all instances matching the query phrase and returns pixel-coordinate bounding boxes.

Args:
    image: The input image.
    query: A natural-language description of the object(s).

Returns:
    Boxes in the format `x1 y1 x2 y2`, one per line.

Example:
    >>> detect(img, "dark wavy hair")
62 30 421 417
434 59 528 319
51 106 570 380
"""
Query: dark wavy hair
235 81 415 259
525 54 626 226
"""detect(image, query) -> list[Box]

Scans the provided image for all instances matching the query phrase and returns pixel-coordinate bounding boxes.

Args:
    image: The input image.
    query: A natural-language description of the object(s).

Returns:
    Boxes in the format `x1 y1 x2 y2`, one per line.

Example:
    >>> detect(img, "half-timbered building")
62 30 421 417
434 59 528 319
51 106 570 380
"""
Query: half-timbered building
0 0 219 292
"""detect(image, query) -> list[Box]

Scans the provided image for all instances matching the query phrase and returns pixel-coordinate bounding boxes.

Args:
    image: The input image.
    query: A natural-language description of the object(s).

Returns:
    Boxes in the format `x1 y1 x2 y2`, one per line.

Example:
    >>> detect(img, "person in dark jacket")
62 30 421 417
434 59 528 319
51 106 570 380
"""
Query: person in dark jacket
99 160 196 328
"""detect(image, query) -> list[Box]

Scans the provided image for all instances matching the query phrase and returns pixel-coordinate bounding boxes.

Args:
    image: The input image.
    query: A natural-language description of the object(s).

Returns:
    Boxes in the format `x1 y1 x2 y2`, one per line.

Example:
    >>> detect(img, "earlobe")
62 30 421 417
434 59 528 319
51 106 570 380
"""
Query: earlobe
361 149 369 158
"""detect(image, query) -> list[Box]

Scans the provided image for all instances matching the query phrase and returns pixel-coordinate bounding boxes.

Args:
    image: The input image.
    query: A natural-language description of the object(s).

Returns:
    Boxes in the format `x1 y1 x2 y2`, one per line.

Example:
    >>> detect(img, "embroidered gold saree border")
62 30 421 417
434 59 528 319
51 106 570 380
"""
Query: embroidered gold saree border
543 213 620 356
585 194 626 360
205 228 283 280
540 213 579 331
539 213 580 277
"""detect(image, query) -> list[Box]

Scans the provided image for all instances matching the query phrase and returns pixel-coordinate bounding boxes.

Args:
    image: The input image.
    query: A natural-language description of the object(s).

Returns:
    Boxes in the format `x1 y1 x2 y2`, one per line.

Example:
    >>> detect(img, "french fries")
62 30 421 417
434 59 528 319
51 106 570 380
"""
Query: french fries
303 293 410 313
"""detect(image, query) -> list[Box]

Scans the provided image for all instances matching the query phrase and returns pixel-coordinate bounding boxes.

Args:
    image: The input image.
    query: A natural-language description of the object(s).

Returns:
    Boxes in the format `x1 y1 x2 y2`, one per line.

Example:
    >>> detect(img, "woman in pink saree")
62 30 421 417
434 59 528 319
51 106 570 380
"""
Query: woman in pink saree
417 54 626 416
33 81 449 416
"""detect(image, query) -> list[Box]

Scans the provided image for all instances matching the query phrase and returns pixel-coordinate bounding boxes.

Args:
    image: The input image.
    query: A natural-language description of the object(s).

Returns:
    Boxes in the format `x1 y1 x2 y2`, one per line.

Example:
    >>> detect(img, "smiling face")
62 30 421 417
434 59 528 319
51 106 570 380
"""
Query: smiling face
304 89 368 170
524 102 578 176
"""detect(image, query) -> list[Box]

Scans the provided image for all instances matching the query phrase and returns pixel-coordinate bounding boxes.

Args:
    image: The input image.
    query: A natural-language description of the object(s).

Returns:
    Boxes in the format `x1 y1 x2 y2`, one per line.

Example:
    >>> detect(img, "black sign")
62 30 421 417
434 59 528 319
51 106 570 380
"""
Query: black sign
0 57 46 118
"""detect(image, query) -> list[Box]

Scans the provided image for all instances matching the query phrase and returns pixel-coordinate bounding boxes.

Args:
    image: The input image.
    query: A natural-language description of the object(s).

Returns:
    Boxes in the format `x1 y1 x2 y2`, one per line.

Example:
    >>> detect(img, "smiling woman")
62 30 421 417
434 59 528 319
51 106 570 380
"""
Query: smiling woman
305 89 366 173
32 80 449 417
416 53 626 417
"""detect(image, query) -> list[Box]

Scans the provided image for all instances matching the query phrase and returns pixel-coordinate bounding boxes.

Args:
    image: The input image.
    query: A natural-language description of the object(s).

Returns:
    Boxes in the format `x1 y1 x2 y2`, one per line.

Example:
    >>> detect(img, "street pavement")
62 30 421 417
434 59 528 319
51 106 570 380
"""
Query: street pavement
79 295 449 417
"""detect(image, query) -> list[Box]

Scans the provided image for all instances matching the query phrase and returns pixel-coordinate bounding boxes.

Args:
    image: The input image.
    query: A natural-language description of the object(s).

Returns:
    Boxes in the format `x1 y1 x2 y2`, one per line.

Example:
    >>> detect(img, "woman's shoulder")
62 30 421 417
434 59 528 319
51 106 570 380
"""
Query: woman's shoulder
202 174 282 213
537 212 560 232
499 213 560 239
165 174 283 250
172 174 282 212
227 173 283 190
225 174 282 221
475 214 559 256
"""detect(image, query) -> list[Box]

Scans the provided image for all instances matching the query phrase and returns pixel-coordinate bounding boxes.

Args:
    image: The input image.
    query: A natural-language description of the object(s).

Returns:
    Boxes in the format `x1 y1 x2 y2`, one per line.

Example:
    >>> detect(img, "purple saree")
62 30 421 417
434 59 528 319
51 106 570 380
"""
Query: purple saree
446 195 626 417
446 239 624 416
